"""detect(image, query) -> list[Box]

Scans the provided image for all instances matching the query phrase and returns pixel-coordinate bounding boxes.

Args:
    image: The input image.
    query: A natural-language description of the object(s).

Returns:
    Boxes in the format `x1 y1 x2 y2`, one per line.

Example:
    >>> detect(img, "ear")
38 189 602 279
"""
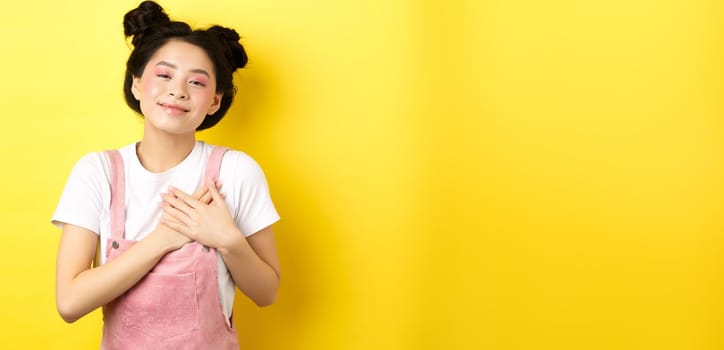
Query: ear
131 76 142 101
208 92 223 115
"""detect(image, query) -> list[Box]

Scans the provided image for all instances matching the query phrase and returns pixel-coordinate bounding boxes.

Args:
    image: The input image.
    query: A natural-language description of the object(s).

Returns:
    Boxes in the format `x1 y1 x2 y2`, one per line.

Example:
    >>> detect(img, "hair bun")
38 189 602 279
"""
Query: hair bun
123 1 171 47
207 25 248 71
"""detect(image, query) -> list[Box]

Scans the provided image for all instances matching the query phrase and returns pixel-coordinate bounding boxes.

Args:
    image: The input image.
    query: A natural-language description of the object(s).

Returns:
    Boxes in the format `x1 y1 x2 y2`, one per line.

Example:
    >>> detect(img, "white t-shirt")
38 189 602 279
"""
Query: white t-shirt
51 140 280 323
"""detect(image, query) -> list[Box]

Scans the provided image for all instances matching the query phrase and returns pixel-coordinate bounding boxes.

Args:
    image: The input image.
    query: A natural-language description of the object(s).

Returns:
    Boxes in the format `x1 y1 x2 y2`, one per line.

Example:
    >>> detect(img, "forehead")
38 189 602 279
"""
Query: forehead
146 40 216 75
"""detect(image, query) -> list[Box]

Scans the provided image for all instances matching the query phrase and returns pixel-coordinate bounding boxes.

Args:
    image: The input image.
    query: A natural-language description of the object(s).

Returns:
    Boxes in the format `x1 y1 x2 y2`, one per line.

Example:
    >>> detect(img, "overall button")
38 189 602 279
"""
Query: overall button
112 241 119 249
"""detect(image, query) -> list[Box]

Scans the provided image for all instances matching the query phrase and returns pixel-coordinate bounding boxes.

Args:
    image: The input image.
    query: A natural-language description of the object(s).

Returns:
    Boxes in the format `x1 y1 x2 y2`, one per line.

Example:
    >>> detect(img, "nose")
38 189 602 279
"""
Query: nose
168 83 189 100
169 90 188 100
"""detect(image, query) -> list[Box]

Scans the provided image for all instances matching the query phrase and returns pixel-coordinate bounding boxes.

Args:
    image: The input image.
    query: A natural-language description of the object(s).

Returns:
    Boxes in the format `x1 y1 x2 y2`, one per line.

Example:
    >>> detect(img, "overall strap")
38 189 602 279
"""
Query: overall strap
105 146 229 241
105 150 126 240
204 146 230 181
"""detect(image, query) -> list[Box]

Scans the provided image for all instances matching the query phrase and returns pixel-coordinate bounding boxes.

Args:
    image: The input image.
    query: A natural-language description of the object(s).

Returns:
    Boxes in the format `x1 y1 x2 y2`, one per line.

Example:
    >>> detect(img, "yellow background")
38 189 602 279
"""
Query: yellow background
1 0 723 349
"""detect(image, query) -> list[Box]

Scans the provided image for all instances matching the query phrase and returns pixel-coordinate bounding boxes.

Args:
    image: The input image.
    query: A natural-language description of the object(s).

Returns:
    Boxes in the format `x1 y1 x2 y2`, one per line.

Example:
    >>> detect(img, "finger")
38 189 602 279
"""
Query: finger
214 180 226 199
162 202 191 223
160 217 191 237
192 184 209 200
199 191 213 205
207 177 226 205
162 194 194 216
160 214 184 229
170 186 201 209
206 178 226 204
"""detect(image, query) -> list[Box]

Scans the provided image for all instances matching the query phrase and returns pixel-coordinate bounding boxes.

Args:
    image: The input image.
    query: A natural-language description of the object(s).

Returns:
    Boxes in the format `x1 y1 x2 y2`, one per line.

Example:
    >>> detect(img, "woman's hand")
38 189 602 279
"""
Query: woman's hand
154 181 222 250
160 178 240 249
161 180 282 307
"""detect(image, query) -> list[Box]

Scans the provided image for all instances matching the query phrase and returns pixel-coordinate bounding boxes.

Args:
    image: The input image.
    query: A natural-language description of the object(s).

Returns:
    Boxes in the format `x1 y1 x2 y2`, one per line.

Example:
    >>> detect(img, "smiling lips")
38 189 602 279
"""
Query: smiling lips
159 102 190 115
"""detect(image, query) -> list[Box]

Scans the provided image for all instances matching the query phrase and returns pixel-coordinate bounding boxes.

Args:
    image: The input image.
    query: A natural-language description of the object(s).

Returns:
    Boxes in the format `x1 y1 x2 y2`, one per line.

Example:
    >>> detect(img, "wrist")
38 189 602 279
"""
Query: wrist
218 228 247 257
149 225 186 254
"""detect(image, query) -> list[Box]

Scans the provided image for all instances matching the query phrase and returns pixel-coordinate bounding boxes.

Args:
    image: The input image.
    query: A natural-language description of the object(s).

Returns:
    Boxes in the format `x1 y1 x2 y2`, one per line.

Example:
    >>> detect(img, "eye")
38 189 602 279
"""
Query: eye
156 73 172 79
189 80 206 87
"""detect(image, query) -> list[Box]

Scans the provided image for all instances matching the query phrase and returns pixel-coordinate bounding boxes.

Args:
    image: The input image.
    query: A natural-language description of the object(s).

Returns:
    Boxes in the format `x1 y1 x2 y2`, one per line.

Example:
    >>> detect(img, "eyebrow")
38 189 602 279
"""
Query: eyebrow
155 61 211 78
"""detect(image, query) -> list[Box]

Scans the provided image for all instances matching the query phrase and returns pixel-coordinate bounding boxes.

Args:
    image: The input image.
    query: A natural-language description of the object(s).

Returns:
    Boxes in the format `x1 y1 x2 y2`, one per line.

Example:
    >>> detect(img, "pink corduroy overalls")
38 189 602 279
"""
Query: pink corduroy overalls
100 146 239 350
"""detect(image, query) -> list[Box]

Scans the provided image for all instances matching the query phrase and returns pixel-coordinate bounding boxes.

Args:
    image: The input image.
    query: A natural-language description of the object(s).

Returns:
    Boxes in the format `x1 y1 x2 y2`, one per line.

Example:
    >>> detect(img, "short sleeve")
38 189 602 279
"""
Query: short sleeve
51 152 109 235
220 151 280 237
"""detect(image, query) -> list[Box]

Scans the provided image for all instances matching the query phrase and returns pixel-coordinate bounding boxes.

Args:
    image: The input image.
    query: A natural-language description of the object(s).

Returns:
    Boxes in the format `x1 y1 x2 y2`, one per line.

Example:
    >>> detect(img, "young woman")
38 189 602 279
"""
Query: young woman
52 1 280 348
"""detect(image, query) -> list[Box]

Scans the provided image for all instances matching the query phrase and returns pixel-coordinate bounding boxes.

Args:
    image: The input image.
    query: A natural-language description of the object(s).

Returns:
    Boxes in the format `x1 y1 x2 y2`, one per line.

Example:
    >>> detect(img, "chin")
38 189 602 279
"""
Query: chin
145 121 201 136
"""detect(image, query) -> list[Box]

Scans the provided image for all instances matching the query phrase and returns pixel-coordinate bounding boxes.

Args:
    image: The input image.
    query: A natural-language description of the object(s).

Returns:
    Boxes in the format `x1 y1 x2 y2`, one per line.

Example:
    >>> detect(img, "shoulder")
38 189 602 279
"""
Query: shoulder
222 149 260 169
52 151 114 234
69 151 111 179
67 144 140 185
218 148 269 182
60 151 115 197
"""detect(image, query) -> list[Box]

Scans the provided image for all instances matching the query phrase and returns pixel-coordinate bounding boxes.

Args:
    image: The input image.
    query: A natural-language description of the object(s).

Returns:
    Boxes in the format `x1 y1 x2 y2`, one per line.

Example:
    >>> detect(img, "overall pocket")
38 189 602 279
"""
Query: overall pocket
121 272 199 339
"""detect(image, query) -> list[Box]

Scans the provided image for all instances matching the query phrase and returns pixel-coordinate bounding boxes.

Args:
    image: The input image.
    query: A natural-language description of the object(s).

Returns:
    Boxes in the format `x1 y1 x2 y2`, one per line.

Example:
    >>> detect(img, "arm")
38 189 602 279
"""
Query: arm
55 223 188 323
55 185 216 322
162 181 281 306
218 225 281 306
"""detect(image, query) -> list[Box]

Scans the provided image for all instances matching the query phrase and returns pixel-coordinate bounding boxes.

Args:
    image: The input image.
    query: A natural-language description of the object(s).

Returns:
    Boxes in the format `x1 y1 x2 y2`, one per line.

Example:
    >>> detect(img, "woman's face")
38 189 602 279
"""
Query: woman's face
131 40 223 136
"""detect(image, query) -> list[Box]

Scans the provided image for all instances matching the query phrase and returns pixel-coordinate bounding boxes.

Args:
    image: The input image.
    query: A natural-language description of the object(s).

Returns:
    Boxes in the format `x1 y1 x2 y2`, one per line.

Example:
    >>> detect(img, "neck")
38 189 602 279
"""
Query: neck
137 129 196 173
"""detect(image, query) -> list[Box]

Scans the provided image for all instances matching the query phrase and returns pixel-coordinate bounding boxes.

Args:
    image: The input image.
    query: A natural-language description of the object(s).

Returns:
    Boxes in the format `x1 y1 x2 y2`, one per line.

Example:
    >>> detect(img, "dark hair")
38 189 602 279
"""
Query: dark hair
122 1 248 130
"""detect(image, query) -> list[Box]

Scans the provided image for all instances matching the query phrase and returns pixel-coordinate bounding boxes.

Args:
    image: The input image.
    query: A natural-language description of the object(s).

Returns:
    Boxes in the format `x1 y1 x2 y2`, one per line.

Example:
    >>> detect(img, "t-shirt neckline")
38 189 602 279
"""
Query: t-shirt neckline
131 140 204 177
